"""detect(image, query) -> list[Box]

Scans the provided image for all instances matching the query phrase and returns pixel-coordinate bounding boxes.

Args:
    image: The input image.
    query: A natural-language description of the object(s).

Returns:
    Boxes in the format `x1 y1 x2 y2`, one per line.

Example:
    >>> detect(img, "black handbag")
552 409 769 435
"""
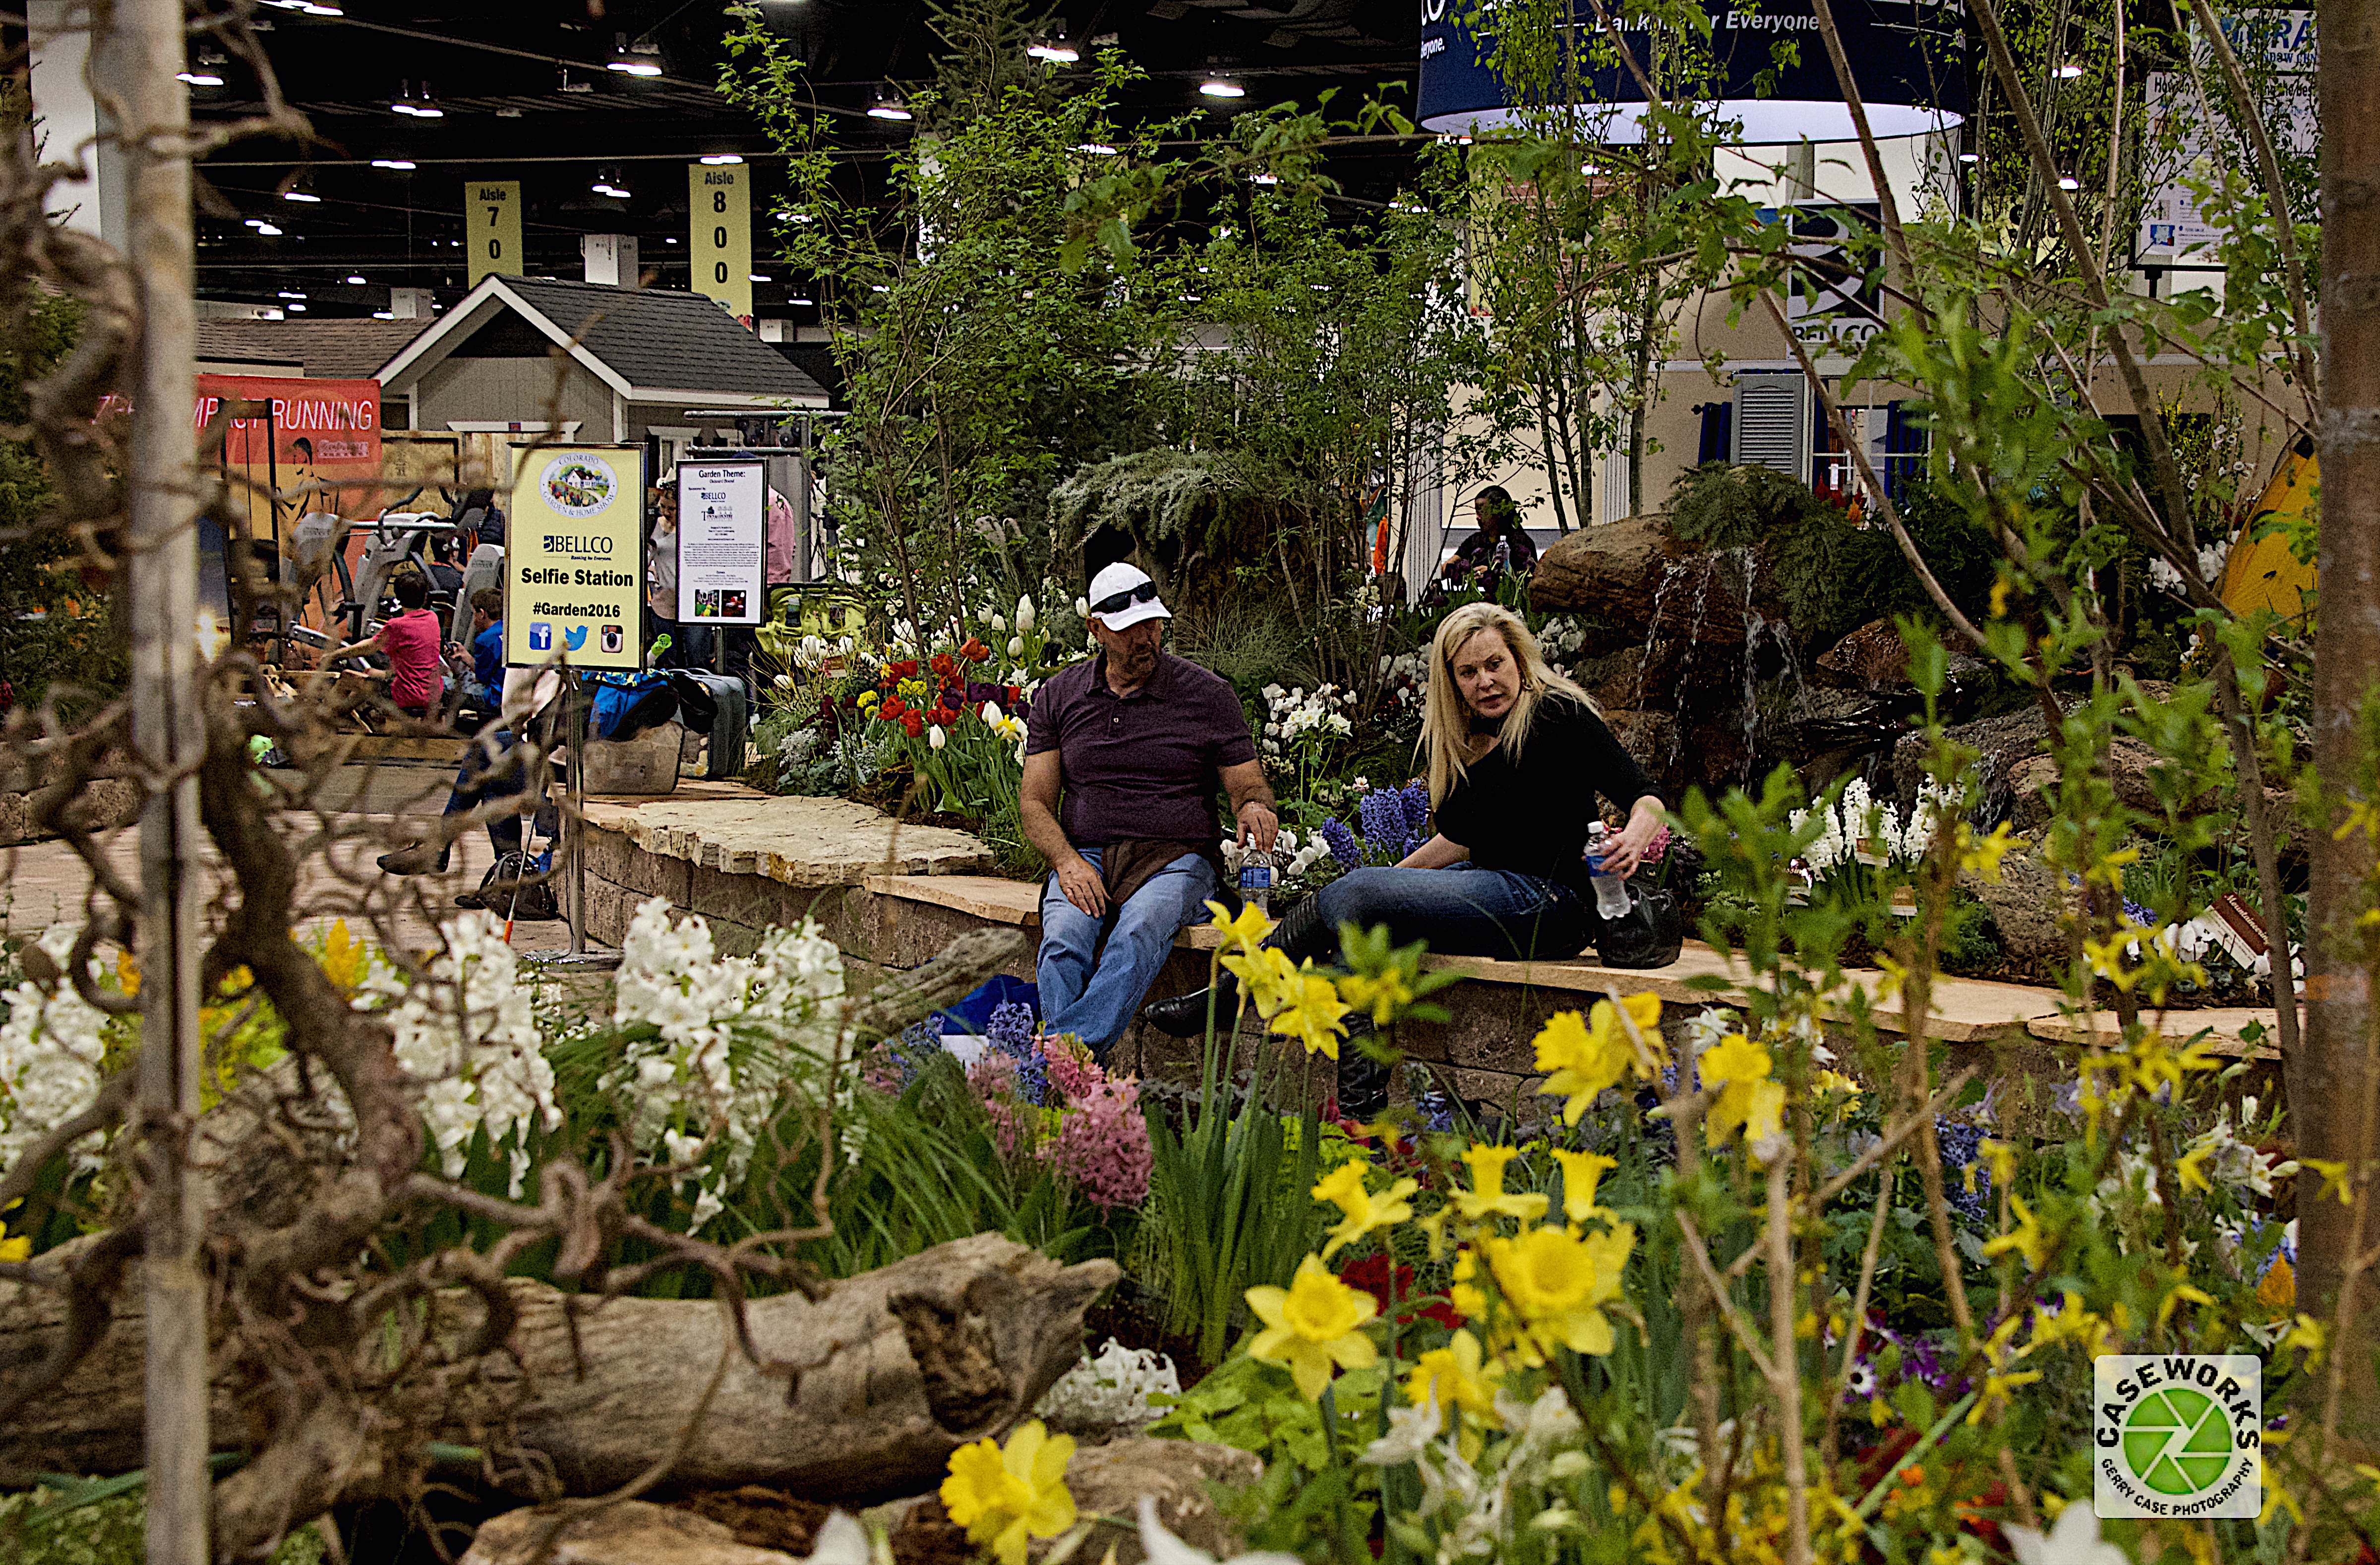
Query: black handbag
1596 885 1684 968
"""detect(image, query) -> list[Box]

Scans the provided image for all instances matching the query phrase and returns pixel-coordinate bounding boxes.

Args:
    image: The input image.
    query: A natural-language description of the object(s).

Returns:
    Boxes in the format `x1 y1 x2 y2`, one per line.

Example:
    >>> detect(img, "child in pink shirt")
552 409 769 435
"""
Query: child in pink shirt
329 572 455 719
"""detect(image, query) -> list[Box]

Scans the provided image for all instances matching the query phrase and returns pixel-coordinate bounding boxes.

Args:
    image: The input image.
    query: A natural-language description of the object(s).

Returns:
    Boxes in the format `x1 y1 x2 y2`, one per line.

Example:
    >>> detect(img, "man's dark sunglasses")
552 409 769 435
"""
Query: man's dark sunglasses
1090 581 1160 616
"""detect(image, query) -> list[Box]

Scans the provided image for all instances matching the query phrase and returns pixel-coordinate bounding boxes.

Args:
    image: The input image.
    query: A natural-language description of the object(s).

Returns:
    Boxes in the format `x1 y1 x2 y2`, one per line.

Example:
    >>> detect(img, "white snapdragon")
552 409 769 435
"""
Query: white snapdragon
358 910 561 1198
1033 1337 1181 1431
610 898 846 1230
0 924 113 1178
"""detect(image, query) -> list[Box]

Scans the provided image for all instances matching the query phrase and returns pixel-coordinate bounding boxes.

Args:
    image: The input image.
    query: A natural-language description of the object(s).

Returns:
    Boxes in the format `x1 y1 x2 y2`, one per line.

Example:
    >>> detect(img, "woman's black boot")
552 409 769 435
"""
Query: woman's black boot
1142 894 1333 1037
1334 1029 1392 1121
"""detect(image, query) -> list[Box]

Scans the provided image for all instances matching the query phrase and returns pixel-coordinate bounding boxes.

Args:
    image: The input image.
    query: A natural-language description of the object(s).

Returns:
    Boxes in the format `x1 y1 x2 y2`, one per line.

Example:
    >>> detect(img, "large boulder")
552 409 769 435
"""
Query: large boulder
1815 618 1990 693
1530 517 1784 652
1065 1438 1264 1565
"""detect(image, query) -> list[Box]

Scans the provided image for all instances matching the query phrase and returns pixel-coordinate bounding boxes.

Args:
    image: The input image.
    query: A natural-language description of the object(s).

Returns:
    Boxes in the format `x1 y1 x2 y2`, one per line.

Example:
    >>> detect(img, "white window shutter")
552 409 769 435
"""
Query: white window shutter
1731 372 1810 481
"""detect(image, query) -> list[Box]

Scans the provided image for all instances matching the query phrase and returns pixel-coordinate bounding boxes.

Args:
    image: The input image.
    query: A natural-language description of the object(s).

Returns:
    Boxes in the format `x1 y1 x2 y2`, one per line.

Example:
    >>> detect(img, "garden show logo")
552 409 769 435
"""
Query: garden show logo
540 454 617 519
2094 1355 2261 1519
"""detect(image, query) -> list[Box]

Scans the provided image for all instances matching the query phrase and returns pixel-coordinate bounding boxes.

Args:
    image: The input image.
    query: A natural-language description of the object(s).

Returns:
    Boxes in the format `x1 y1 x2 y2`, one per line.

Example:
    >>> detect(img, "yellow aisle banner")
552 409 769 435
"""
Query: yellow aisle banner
505 444 646 671
2217 436 2318 627
467 180 523 285
691 162 752 320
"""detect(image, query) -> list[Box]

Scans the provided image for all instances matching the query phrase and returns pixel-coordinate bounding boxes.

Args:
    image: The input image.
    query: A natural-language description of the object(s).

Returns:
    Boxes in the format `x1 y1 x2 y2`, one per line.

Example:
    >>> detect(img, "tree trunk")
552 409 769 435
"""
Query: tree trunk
115 0 210 1557
0 1233 1118 1503
2302 0 2380 1436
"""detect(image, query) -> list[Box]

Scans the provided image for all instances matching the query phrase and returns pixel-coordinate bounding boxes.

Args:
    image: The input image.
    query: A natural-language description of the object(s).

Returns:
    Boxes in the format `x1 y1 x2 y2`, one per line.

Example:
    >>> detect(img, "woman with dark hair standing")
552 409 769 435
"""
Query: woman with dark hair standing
1144 604 1666 1103
1438 485 1539 588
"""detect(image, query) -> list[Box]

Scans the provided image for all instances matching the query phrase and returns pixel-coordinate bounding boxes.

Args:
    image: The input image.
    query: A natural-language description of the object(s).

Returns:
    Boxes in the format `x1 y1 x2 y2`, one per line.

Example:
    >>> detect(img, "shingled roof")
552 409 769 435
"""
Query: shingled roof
196 317 432 379
377 276 827 404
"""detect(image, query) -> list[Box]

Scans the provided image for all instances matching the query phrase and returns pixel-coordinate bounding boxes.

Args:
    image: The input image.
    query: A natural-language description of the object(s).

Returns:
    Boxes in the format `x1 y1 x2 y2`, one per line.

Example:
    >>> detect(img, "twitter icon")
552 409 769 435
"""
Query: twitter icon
563 625 590 651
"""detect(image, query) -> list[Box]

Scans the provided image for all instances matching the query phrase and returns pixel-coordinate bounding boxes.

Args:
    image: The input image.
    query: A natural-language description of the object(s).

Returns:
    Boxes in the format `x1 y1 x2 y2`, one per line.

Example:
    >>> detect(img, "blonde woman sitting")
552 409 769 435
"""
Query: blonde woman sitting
1145 602 1666 1040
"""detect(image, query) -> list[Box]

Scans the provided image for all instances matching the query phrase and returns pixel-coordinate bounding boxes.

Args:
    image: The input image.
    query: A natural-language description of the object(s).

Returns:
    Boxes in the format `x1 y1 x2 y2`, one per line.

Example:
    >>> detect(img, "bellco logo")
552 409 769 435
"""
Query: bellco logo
2093 1355 2261 1519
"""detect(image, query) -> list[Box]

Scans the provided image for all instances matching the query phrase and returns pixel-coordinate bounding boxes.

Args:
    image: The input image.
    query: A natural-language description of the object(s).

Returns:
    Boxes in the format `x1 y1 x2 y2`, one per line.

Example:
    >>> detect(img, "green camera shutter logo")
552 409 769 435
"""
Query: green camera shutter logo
2094 1355 2261 1520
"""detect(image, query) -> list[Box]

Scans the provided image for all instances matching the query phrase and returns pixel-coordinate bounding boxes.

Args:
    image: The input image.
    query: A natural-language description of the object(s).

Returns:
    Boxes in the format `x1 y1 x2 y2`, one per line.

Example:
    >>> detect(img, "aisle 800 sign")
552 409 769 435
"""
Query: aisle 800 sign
2094 1355 2261 1519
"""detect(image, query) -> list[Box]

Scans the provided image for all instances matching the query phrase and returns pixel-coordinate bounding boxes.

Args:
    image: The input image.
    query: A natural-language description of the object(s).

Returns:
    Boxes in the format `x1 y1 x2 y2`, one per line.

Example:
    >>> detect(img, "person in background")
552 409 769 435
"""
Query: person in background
1019 562 1279 1063
425 533 466 601
645 486 710 669
465 585 504 713
1437 485 1539 590
327 570 445 720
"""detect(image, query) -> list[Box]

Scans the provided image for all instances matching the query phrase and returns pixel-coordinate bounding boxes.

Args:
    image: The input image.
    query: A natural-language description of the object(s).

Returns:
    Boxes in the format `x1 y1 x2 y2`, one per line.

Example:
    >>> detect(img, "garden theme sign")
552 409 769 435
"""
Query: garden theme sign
505 443 645 670
676 458 767 626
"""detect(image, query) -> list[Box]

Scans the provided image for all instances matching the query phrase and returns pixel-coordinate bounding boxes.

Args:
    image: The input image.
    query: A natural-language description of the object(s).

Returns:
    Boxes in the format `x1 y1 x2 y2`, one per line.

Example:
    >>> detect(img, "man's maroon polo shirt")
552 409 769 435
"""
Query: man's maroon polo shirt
1024 651 1257 847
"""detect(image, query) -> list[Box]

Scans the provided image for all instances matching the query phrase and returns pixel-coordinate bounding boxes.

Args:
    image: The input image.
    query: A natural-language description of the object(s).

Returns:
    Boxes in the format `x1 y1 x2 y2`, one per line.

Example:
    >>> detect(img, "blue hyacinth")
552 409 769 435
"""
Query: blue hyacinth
1936 1118 1991 1224
1359 788 1419 864
1320 817 1362 869
1396 780 1431 844
880 1018 945 1090
986 1001 1047 1105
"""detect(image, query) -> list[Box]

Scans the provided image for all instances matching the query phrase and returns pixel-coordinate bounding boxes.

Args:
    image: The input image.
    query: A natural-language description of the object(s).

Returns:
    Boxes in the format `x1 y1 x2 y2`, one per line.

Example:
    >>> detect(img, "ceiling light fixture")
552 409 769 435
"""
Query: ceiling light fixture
787 294 815 304
1074 140 1118 155
1198 76 1246 99
867 92 914 121
345 274 366 283
1959 151 1981 164
1027 35 1080 63
283 189 321 202
2057 175 2081 189
591 176 631 198
277 290 307 299
251 221 283 235
749 273 771 282
286 301 308 310
371 159 416 170
2053 60 2084 78
700 153 744 165
608 57 661 76
178 68 225 86
372 309 395 319
1249 171 1279 184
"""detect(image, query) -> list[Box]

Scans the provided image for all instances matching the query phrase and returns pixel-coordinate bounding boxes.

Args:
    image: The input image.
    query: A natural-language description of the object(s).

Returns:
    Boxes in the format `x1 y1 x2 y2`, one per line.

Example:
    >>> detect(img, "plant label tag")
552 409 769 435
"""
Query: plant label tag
2094 1354 2261 1519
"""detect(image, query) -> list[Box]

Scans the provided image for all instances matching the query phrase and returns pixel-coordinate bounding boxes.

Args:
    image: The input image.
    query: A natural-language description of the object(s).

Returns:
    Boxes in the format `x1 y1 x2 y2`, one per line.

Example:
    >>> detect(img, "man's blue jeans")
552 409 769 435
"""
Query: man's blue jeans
1310 865 1593 962
1039 847 1218 1058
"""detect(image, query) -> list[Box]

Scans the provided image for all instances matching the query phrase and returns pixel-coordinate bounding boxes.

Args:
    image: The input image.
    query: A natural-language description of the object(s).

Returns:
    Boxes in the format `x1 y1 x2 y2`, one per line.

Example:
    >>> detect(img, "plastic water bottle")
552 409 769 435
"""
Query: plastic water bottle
1239 846 1275 918
1493 538 1513 574
1585 822 1631 920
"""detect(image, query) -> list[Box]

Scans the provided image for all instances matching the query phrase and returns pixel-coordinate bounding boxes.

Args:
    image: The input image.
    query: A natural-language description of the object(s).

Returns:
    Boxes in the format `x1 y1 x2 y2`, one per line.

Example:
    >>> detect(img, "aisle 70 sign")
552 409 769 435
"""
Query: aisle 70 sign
467 181 522 286
690 163 752 320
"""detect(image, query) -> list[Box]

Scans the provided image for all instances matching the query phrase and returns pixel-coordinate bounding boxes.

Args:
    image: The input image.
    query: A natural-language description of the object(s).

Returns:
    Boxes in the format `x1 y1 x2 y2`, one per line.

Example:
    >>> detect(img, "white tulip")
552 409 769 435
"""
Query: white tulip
1074 596 1089 617
928 724 946 750
1016 595 1035 631
991 613 1008 633
774 673 794 689
982 700 1003 725
1008 636 1025 658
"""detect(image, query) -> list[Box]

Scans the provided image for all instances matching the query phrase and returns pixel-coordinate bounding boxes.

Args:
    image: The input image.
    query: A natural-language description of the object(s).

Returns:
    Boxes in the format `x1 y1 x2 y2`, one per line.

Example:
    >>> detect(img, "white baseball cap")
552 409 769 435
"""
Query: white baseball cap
1085 562 1171 633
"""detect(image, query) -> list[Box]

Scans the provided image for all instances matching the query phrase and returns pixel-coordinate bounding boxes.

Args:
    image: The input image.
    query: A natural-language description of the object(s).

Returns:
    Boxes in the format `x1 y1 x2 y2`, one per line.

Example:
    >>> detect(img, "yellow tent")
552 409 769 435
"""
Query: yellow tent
2217 437 2318 625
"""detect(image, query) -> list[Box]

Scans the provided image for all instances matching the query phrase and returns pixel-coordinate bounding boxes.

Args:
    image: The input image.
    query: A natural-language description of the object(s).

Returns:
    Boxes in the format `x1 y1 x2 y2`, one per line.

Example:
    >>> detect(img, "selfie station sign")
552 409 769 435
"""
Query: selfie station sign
1418 0 1967 144
675 459 767 627
506 445 646 671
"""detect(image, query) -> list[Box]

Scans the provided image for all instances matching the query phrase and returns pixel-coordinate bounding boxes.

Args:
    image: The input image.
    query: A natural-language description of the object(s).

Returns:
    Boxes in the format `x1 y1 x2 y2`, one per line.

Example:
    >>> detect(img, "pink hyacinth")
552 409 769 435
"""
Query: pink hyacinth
1041 1077 1151 1211
1039 1032 1107 1104
968 1053 1033 1160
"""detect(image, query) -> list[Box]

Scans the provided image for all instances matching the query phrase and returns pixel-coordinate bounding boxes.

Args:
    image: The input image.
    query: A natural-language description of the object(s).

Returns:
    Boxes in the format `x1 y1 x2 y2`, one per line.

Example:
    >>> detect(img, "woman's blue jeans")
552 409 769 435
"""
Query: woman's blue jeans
1308 865 1593 962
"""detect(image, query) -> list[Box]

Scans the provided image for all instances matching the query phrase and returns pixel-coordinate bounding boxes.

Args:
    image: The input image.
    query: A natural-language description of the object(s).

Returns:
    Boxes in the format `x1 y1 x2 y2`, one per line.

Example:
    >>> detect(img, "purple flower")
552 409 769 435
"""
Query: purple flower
1397 781 1431 843
1041 1077 1152 1210
1320 817 1362 869
987 1001 1047 1104
1360 789 1406 861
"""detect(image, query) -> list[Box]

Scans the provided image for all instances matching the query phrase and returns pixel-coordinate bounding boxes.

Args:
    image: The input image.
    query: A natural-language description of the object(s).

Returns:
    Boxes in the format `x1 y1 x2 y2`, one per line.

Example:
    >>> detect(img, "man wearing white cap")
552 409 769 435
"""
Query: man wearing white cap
1020 562 1278 1060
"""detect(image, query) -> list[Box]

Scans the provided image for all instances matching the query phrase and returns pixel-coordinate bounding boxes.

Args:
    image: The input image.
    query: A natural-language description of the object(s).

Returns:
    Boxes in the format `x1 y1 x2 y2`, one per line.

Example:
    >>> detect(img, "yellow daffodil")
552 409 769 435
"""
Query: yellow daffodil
1812 1069 1864 1103
1205 899 1277 959
940 1419 1078 1565
1313 1160 1419 1259
1700 1034 1785 1151
1270 961 1353 1059
1247 1253 1379 1399
315 919 368 996
1337 966 1417 1026
1455 1144 1549 1224
2175 1139 2214 1195
1550 1149 1617 1224
1533 993 1664 1125
1406 1329 1502 1458
1221 944 1301 1019
1482 1221 1637 1361
1981 1191 2048 1272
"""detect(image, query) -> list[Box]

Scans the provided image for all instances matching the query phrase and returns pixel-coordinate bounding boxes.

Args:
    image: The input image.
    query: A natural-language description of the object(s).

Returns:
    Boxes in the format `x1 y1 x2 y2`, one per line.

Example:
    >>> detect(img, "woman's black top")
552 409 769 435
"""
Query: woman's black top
1433 694 1658 891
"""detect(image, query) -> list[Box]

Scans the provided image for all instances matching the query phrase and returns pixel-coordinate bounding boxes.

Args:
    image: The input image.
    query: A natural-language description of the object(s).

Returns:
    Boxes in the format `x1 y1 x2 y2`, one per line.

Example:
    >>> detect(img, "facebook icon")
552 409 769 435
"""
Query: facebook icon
528 621 552 652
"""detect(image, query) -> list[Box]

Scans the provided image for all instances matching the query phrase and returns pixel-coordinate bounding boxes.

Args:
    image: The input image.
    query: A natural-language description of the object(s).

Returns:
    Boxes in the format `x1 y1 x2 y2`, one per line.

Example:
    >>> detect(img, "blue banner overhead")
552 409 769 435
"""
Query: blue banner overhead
1418 0 1967 144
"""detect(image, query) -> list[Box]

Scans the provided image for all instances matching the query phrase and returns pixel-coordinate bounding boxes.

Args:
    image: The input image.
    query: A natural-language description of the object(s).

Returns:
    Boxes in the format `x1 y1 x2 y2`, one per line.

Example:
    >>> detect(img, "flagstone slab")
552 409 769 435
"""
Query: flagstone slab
583 790 994 885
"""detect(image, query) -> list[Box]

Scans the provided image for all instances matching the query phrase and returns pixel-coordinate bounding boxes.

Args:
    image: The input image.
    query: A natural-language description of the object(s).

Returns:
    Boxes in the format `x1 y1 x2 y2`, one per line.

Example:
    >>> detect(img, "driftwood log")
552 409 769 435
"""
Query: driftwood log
0 1232 1116 1500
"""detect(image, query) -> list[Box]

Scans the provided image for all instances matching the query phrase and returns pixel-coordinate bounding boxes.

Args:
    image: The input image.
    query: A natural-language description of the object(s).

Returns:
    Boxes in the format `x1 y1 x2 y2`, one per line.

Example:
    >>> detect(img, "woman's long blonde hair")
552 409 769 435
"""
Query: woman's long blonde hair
1422 602 1595 806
